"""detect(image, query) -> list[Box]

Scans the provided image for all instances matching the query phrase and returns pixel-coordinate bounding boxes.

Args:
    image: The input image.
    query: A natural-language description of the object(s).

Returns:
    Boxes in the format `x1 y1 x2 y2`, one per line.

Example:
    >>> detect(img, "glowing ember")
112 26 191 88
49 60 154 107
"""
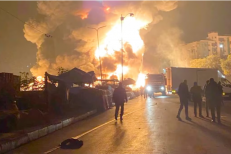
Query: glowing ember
37 76 43 82
21 76 45 91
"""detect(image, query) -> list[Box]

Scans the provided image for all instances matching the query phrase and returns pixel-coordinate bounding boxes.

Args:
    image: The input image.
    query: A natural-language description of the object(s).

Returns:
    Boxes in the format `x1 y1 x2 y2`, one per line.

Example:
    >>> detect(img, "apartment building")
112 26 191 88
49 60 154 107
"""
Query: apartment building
186 32 231 59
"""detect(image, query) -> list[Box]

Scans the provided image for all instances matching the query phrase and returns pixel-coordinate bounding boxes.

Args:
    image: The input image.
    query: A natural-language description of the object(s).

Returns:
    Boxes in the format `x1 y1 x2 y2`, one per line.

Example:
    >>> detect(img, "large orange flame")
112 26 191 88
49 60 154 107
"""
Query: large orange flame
95 17 148 86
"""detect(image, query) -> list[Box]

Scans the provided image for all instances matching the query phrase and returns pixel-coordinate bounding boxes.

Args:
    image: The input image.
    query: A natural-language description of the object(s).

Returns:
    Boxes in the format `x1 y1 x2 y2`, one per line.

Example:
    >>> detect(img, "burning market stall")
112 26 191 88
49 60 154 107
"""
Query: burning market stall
45 68 108 113
122 78 138 99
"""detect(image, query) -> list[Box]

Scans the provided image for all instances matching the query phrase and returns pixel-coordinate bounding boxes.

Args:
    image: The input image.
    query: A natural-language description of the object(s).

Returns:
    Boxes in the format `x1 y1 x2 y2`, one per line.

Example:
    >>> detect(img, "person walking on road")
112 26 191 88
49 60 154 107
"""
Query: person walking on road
190 82 203 117
113 82 128 121
206 78 221 123
177 80 191 121
204 80 210 117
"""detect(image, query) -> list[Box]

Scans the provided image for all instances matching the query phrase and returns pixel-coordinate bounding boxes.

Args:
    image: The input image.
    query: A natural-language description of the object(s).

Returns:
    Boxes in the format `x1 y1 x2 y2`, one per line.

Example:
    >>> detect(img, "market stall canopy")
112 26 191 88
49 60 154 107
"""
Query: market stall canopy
47 68 97 84
122 78 136 86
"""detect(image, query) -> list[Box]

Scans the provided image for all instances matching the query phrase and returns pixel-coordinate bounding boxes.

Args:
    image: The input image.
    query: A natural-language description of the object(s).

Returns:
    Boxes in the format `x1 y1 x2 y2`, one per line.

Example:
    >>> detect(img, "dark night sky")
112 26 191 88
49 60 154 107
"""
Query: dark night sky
1 1 231 75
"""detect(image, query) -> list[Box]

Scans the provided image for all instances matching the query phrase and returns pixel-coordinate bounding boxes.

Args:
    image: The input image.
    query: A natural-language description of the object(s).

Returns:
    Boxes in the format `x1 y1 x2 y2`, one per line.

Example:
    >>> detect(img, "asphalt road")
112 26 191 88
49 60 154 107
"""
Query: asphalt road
8 95 231 154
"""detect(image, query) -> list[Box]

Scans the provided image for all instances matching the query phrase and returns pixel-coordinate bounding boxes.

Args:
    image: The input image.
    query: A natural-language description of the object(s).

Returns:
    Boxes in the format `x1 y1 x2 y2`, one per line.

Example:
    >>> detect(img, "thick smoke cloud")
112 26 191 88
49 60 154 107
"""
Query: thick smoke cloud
24 1 181 79
141 22 190 74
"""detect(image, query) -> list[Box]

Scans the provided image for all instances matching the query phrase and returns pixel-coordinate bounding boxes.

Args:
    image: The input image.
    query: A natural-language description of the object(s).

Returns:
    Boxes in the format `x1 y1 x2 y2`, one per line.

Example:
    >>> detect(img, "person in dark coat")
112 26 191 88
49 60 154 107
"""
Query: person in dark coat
218 81 223 105
206 78 221 123
177 80 191 120
190 82 203 117
144 87 147 99
204 80 210 117
113 82 128 120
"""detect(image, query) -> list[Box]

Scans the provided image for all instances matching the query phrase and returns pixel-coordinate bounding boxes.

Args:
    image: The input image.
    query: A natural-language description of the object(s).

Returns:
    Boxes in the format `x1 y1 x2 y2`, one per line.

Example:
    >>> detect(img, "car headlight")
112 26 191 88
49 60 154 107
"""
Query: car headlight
146 86 152 91
160 86 164 90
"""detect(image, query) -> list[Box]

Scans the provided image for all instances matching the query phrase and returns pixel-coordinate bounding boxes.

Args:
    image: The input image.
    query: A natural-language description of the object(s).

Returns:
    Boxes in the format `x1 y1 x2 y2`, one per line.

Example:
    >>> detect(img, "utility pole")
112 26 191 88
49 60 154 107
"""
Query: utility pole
88 26 106 83
120 13 134 82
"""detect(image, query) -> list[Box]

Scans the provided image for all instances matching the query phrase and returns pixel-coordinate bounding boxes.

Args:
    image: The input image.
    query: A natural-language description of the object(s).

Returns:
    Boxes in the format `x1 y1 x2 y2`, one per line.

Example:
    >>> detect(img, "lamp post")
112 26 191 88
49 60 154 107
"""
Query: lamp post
88 26 106 82
121 13 134 82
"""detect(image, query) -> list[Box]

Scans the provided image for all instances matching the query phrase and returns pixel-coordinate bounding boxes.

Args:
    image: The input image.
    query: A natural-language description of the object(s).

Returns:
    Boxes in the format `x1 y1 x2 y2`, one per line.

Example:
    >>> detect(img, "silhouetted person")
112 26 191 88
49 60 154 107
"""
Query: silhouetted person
140 86 144 97
144 87 147 99
177 80 191 121
218 81 223 106
206 78 221 123
204 80 210 117
113 82 127 120
190 82 203 117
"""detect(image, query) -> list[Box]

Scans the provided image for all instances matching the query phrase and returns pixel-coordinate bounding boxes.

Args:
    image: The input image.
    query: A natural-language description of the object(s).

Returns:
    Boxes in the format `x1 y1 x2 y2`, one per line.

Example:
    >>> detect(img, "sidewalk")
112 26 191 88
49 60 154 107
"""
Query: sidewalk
0 109 97 154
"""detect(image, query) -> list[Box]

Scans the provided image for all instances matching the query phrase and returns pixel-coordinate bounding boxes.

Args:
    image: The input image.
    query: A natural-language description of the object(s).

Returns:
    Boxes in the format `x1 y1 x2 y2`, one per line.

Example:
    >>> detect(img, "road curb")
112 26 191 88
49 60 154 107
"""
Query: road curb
0 109 97 154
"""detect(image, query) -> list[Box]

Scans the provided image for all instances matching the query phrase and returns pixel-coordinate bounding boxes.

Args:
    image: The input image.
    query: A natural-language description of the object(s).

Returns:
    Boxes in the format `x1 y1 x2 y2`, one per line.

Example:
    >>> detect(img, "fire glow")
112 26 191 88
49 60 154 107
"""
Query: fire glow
22 76 45 91
136 73 146 88
95 17 146 58
95 16 148 87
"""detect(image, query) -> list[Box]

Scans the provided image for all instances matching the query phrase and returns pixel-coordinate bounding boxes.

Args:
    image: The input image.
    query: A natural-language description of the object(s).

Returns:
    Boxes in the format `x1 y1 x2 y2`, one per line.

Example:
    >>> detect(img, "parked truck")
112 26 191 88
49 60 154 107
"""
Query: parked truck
166 67 231 98
145 74 166 96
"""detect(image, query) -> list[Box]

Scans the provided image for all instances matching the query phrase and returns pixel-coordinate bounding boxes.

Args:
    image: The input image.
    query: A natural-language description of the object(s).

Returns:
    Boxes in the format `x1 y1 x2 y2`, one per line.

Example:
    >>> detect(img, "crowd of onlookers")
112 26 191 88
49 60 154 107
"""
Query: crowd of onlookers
177 78 223 123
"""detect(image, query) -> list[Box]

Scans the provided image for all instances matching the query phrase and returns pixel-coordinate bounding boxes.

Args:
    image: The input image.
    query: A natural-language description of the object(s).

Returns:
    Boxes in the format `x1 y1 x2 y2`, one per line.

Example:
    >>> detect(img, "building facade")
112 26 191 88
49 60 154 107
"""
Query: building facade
186 32 231 59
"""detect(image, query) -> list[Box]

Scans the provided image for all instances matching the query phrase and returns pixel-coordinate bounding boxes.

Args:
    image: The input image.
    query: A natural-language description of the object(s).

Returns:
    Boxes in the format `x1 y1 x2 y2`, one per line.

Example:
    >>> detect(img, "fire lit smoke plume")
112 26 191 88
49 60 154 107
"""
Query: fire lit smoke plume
24 1 184 85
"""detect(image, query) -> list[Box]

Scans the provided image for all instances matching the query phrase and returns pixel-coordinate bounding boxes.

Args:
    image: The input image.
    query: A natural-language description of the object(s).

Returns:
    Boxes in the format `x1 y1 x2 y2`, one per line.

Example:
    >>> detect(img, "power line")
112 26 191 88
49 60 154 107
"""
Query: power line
0 7 52 37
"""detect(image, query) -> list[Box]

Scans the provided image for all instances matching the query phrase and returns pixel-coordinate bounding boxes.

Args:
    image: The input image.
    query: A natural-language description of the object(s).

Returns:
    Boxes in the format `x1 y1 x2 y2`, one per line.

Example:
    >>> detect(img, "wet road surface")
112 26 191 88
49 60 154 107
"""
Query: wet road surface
8 95 231 154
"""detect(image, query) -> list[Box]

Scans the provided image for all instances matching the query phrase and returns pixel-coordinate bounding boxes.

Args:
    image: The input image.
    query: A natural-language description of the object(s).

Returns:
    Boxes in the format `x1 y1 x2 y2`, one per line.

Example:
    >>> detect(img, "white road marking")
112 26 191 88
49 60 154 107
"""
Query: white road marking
44 107 144 154
44 146 60 154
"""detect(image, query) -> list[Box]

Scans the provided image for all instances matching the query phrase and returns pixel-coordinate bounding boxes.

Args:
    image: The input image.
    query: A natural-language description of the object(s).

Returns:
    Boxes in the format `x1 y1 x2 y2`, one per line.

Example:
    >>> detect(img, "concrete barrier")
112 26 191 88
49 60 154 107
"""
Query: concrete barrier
69 117 74 124
38 127 48 138
27 130 39 141
55 122 62 130
0 109 97 154
0 142 12 154
15 135 29 147
47 125 56 134
10 135 28 149
62 119 71 127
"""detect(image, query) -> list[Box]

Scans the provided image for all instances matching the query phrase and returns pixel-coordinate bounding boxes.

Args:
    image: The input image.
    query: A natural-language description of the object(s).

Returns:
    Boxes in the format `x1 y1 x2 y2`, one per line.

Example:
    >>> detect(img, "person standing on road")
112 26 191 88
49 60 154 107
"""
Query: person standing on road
206 78 221 123
218 81 224 106
204 80 210 117
144 87 147 99
190 82 203 117
140 86 144 97
177 80 191 121
113 82 128 121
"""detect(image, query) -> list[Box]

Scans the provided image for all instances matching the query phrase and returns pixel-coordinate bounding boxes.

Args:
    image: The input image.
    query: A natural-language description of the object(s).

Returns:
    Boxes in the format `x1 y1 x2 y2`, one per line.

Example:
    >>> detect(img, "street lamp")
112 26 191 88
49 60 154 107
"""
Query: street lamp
88 26 106 82
219 43 224 57
121 13 134 82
